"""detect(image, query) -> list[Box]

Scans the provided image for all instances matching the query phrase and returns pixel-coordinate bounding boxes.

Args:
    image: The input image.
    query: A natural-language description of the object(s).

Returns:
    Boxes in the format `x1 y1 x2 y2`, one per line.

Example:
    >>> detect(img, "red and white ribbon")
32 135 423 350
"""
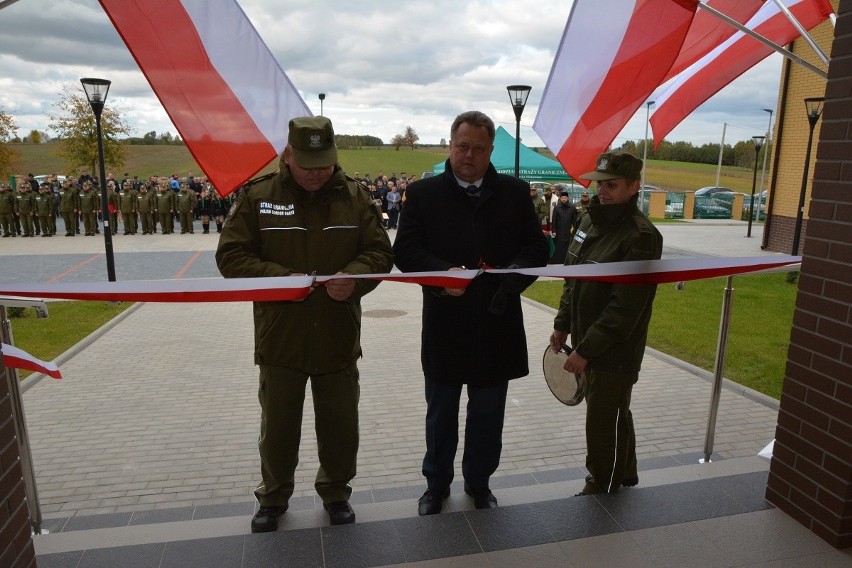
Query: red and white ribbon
0 256 800 303
1 343 62 379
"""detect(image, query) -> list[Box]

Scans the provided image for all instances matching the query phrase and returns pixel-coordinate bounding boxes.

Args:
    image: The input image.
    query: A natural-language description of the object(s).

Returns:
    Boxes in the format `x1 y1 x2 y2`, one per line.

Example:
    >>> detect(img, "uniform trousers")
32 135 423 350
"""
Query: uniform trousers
255 363 360 507
422 379 508 492
61 212 75 235
584 370 637 494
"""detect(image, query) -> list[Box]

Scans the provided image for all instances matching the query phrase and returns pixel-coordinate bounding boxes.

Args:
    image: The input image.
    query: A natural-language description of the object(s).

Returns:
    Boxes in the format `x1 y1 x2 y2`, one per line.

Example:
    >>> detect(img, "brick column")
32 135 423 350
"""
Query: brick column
0 357 36 568
765 0 852 549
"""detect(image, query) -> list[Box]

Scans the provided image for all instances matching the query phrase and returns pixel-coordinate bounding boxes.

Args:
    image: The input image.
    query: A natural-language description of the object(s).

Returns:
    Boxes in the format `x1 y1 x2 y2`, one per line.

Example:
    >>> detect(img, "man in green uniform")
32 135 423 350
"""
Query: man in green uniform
549 153 662 496
0 184 17 237
135 183 155 235
216 116 393 532
176 182 197 234
16 184 36 237
36 183 56 237
119 181 138 235
59 179 80 237
78 181 100 236
106 182 120 235
156 183 176 234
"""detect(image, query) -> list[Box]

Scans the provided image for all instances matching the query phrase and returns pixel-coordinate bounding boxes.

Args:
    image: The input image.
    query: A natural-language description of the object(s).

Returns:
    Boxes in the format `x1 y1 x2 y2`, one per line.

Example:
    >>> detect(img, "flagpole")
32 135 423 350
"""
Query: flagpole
770 0 830 66
716 123 726 189
696 2 827 79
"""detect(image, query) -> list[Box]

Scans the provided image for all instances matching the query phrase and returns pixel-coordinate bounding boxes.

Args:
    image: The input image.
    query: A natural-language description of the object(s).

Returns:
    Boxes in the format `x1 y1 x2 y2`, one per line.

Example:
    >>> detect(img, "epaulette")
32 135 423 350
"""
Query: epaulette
239 172 277 193
344 174 371 196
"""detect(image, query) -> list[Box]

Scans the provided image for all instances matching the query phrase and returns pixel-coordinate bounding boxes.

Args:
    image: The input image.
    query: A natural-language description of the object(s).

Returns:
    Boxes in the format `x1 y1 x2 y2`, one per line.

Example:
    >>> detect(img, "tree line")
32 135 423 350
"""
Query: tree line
617 138 770 170
0 81 767 180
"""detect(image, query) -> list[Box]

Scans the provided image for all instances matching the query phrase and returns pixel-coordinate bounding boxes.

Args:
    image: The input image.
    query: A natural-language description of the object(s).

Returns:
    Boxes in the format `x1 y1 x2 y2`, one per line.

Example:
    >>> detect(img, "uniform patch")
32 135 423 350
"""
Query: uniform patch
574 229 587 244
259 201 295 216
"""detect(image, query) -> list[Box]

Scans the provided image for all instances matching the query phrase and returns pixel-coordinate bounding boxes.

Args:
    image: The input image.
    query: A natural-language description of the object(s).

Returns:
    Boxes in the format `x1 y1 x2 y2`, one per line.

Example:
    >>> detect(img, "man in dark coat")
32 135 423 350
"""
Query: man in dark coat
393 111 549 515
550 190 576 263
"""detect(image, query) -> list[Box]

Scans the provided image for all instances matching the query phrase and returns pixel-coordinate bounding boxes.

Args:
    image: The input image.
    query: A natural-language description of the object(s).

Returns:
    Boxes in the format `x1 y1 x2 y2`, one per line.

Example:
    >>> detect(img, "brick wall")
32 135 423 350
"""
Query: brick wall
0 360 36 568
765 0 852 549
765 216 809 255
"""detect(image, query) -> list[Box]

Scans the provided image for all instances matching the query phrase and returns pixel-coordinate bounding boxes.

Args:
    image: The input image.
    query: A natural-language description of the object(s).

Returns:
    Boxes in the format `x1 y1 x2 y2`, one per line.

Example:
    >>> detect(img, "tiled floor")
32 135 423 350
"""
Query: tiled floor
32 469 852 568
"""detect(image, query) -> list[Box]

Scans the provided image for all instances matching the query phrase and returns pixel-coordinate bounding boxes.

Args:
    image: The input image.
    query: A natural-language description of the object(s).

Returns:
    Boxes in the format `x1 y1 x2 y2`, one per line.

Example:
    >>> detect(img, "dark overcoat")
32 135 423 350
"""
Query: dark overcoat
393 160 549 386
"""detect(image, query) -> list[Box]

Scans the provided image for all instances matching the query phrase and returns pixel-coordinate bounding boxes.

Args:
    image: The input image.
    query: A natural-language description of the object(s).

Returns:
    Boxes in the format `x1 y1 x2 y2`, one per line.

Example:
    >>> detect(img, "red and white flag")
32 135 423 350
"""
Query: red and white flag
99 0 311 196
663 0 764 82
1 344 62 379
533 0 698 187
651 0 834 145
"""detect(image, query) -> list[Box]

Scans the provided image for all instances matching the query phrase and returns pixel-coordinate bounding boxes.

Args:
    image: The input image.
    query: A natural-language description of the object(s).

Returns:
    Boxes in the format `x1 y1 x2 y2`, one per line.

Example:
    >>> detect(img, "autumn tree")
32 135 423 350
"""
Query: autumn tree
0 109 20 180
391 133 405 151
403 126 419 150
48 83 131 176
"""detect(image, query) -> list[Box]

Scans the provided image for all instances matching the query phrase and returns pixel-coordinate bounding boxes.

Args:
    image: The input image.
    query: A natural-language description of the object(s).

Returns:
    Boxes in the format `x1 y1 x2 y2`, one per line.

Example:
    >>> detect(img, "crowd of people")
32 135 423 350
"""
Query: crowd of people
0 172 239 239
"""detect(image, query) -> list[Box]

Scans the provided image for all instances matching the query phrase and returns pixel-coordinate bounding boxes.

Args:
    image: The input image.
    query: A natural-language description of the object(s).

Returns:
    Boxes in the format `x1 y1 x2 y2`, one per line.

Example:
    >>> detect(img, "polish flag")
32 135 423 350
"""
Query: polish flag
533 0 698 187
663 0 764 82
651 0 834 146
98 0 311 196
1 344 62 379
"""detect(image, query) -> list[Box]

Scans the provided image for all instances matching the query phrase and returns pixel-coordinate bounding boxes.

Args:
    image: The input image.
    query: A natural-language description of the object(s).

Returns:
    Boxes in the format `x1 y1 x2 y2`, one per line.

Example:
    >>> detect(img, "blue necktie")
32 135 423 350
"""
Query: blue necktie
465 184 479 196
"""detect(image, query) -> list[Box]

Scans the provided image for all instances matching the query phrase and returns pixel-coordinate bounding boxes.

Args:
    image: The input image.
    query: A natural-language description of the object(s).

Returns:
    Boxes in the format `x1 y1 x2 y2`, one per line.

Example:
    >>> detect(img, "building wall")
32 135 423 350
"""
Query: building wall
766 0 852 548
0 362 36 568
765 1 838 253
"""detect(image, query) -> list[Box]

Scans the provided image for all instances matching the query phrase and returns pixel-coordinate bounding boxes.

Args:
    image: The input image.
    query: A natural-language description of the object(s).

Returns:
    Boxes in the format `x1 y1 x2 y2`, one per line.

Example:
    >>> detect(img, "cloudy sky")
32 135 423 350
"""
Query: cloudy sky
0 0 789 149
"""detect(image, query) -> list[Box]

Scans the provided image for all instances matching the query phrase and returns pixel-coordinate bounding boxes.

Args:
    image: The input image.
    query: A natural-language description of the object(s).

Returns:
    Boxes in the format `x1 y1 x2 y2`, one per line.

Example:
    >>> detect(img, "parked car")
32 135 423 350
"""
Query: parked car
694 186 737 200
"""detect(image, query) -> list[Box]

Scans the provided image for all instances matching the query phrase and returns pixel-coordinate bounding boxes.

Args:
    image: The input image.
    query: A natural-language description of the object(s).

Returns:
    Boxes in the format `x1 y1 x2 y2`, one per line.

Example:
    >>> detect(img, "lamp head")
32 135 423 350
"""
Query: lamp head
804 97 825 123
80 78 111 117
506 85 532 120
752 135 765 151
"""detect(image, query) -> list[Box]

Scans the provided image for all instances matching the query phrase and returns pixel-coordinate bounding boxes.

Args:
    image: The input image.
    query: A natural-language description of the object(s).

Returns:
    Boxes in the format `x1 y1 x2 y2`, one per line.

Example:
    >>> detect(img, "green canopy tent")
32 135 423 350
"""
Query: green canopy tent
433 126 572 181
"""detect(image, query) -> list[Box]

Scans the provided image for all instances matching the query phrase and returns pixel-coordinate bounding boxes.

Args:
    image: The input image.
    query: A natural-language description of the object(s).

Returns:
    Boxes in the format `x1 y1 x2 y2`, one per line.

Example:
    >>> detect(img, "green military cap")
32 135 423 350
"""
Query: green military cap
580 152 642 181
288 116 338 168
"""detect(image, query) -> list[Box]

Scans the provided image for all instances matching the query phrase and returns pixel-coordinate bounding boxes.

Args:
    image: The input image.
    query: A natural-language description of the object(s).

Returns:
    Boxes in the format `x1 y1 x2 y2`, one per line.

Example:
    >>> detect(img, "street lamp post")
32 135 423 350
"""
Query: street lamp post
80 78 116 282
757 108 773 221
506 85 532 178
318 93 325 116
746 135 765 238
640 100 654 213
792 97 825 255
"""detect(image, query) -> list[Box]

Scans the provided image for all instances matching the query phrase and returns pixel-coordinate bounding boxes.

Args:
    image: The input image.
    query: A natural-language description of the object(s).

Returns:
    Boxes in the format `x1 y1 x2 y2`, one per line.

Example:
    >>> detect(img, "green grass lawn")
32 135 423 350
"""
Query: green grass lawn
6 301 133 379
523 273 797 399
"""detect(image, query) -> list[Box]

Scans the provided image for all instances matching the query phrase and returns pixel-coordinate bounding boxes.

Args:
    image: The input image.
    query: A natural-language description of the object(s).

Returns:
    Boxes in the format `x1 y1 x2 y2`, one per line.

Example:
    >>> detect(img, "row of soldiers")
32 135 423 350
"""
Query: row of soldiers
0 177 237 238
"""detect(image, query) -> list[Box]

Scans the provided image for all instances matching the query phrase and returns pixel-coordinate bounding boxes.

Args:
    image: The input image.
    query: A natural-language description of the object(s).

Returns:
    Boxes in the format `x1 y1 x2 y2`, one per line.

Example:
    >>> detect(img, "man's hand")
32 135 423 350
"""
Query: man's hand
289 272 315 302
325 272 356 301
549 329 568 353
444 266 467 297
563 350 588 375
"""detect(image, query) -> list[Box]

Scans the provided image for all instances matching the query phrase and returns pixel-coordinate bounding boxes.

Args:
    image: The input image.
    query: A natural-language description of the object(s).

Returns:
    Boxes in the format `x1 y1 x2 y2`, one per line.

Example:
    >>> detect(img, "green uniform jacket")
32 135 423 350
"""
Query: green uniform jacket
36 193 53 216
533 196 549 224
156 190 175 212
16 192 36 214
79 189 99 213
0 191 17 214
216 167 393 374
176 189 197 213
135 191 153 213
60 188 80 213
119 190 137 213
553 195 662 377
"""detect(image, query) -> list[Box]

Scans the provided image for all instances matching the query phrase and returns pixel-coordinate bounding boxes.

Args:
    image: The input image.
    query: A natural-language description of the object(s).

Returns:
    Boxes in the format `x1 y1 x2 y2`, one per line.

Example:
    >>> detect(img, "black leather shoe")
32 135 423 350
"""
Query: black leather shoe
464 483 497 509
585 474 638 487
324 501 355 525
417 488 450 516
251 504 287 533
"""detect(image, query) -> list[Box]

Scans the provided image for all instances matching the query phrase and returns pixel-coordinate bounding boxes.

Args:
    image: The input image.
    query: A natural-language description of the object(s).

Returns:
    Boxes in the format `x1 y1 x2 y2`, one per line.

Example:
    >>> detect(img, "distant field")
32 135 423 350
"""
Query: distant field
10 142 752 192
